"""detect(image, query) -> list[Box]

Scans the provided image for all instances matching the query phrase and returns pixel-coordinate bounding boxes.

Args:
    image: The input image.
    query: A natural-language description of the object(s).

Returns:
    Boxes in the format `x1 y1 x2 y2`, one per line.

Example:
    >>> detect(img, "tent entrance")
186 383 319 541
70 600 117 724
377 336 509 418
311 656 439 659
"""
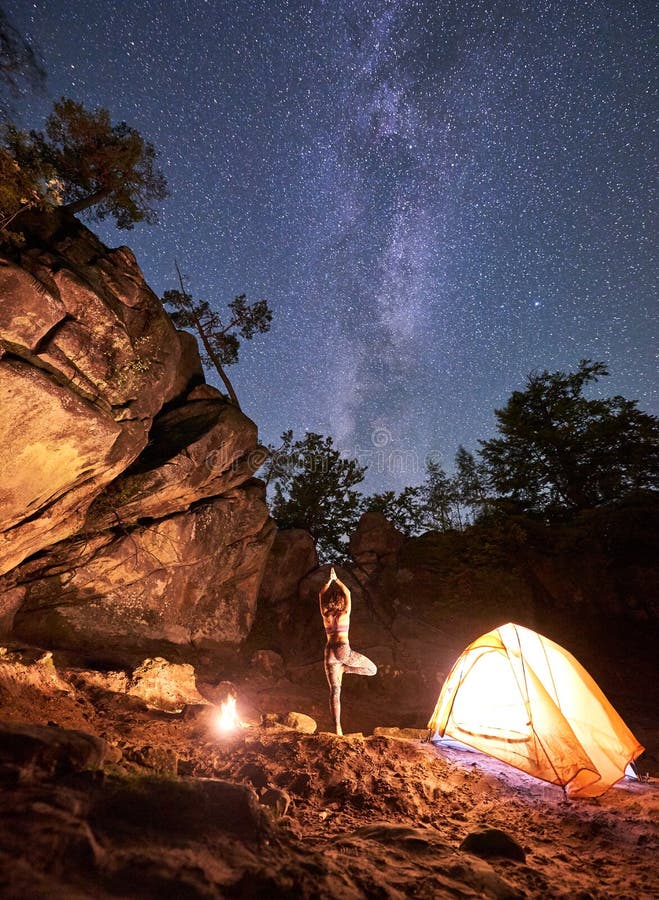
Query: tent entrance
449 648 533 743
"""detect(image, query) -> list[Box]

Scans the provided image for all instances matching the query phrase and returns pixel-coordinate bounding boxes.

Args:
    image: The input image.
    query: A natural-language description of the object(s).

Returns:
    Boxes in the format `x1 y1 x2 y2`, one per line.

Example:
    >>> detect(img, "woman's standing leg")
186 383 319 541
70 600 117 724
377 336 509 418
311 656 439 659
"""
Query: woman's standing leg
325 657 344 736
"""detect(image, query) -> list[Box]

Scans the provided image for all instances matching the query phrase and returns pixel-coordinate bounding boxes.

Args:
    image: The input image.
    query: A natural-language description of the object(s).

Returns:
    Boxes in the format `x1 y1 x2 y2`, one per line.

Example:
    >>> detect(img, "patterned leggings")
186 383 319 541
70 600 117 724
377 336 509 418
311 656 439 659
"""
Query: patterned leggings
324 641 377 734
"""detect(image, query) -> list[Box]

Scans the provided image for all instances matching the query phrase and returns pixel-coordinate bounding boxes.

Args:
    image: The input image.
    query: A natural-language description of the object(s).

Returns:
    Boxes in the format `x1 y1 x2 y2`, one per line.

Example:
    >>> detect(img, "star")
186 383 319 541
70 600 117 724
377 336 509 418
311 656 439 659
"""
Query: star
6 0 656 489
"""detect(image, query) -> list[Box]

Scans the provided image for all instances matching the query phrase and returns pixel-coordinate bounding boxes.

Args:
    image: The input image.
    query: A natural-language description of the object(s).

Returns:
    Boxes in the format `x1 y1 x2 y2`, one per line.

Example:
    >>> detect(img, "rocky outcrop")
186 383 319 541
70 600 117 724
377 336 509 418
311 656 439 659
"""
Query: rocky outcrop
0 212 275 660
0 219 198 575
85 384 264 531
396 496 659 624
10 483 274 660
349 511 404 573
258 529 318 615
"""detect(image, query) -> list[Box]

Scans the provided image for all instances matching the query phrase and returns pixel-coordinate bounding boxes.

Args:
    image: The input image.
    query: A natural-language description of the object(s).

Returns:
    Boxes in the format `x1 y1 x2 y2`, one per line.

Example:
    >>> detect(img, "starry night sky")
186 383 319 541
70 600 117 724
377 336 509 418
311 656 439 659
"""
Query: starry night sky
7 0 657 491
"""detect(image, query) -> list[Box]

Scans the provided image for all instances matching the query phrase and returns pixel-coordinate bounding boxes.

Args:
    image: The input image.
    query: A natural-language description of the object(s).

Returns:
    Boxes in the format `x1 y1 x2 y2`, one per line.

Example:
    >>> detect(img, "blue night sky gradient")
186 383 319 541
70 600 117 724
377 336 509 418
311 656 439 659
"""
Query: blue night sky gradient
7 0 657 491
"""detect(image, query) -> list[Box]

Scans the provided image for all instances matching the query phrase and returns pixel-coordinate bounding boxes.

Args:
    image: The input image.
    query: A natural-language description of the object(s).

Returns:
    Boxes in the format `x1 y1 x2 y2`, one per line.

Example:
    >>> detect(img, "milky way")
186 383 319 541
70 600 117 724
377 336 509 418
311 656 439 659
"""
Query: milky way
7 0 657 491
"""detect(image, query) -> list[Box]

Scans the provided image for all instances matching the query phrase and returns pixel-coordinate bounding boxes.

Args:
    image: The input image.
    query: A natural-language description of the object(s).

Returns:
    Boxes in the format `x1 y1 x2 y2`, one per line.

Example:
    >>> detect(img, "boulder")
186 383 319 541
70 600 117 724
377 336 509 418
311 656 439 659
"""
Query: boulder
258 711 317 734
9 483 276 661
349 512 404 571
91 776 270 842
167 329 205 402
85 396 265 529
127 657 207 712
283 712 317 734
0 213 277 659
0 260 67 351
258 529 318 611
0 357 124 575
0 721 108 777
69 668 130 695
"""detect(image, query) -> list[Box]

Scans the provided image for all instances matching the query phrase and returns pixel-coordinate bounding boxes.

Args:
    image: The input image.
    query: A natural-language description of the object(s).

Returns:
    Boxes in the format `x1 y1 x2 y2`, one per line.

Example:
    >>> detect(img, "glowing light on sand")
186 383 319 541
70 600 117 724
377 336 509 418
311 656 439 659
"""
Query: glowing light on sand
215 695 240 733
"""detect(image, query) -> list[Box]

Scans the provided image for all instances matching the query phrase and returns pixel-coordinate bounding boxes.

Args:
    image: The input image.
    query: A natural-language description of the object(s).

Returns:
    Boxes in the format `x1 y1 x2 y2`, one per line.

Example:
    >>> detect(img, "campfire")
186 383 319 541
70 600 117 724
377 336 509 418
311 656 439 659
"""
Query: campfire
214 694 241 733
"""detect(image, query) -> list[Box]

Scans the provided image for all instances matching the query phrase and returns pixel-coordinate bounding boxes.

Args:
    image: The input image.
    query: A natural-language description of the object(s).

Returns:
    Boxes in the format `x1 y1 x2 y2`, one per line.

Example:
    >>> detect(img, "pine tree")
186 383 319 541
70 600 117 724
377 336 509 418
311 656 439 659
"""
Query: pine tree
4 97 168 229
163 263 272 408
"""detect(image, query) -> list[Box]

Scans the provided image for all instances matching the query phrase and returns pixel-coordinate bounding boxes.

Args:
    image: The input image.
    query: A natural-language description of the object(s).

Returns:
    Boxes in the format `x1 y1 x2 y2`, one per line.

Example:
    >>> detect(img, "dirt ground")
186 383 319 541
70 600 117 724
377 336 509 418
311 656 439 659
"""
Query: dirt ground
0 600 657 899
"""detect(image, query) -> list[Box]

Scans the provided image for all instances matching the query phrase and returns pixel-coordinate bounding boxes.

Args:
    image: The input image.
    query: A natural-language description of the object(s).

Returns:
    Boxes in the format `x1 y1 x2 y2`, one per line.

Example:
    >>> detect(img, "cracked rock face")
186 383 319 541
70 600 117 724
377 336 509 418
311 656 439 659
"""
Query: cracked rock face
258 529 318 614
0 214 275 660
0 219 188 575
11 485 275 659
85 390 263 531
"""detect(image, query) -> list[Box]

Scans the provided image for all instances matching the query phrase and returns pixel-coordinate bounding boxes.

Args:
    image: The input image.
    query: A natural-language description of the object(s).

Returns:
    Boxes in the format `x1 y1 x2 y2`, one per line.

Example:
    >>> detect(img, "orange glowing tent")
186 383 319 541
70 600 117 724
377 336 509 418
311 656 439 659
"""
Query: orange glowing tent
428 623 644 797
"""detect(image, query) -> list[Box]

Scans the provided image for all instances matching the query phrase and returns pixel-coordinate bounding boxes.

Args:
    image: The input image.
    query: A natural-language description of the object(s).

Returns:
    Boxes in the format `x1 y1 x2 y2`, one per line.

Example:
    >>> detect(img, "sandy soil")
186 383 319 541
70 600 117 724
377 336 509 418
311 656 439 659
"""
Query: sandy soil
0 604 657 899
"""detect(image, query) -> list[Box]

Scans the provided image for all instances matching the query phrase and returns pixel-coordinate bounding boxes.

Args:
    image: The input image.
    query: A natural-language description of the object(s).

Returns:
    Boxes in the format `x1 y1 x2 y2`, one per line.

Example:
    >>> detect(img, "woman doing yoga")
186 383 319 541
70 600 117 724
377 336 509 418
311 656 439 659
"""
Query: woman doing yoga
319 567 377 736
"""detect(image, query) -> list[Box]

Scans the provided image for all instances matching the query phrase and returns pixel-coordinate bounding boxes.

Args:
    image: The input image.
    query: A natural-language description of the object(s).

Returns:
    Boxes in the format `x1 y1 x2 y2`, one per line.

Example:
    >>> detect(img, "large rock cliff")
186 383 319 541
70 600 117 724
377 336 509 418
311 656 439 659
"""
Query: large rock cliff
0 213 275 660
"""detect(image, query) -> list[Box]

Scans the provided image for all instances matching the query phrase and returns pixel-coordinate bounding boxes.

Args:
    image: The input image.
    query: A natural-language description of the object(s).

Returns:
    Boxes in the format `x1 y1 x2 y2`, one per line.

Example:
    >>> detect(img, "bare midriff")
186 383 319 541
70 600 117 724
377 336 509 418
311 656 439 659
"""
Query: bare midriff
325 626 349 643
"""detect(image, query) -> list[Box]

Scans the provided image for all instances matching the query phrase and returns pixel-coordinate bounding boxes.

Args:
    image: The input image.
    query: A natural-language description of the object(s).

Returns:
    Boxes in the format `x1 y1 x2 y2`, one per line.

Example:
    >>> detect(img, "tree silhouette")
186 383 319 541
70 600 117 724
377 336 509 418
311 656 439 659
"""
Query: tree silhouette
163 262 272 408
422 458 462 530
266 430 366 561
454 445 490 522
0 131 47 235
362 485 425 535
479 360 659 515
5 97 167 229
362 450 491 536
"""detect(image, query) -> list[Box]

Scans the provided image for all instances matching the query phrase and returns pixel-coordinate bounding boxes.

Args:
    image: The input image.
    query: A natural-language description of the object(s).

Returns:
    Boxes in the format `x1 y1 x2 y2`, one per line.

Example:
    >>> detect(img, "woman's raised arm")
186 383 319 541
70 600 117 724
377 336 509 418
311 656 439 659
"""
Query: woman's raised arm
331 569 351 618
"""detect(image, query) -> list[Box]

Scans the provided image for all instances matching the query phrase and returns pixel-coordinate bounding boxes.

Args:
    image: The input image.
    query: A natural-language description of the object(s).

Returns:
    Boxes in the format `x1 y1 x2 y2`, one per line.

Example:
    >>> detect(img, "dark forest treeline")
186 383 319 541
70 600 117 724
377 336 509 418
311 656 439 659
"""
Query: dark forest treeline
266 361 658 561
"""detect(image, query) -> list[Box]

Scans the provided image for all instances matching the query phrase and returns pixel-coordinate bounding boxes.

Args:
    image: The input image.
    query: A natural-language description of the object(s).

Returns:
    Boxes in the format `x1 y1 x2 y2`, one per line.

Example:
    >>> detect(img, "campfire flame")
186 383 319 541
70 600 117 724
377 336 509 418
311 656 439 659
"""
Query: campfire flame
215 695 240 732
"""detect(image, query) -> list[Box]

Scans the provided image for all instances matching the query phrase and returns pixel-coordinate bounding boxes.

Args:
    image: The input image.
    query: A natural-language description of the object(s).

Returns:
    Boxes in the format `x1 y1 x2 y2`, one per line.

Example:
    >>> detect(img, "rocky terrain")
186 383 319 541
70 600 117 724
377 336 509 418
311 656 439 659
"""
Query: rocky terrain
0 211 274 658
1 216 657 898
